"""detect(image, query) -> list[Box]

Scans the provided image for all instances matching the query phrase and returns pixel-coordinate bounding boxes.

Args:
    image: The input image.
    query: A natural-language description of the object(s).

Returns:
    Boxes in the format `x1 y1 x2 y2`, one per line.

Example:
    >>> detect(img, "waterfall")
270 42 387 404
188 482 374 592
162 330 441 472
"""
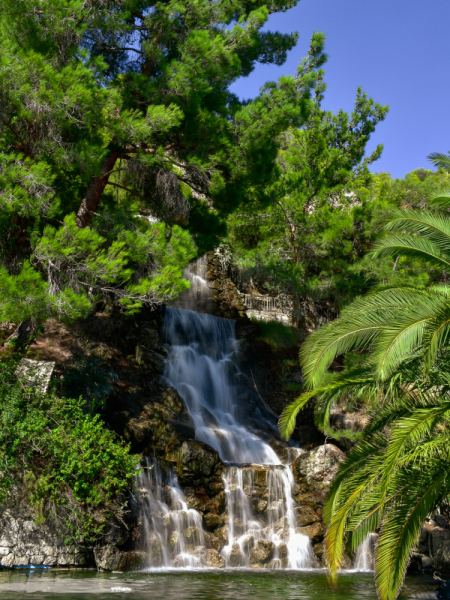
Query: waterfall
136 258 314 569
353 535 375 571
135 459 205 568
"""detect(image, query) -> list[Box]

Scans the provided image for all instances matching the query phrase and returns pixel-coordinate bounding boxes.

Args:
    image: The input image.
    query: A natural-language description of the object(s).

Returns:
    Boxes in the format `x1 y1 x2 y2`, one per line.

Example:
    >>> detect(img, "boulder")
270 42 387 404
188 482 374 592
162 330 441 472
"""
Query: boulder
294 506 321 527
192 546 207 566
178 440 224 482
292 444 345 491
296 522 326 545
265 559 283 569
206 549 226 568
278 542 288 559
184 526 202 548
204 531 223 552
428 523 450 569
123 418 153 450
249 539 275 564
241 535 255 554
229 542 244 567
203 513 224 530
119 551 148 571
94 545 122 571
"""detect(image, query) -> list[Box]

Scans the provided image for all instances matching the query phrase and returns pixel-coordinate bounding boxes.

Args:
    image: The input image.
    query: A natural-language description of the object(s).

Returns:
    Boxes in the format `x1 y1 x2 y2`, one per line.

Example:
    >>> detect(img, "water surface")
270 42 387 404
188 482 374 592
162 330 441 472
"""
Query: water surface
0 568 435 600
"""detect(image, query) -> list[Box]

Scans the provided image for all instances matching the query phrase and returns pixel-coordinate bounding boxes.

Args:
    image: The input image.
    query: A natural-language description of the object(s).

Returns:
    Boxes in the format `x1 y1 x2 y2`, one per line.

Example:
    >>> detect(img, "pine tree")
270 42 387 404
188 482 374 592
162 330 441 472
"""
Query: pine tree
0 0 326 323
225 74 388 310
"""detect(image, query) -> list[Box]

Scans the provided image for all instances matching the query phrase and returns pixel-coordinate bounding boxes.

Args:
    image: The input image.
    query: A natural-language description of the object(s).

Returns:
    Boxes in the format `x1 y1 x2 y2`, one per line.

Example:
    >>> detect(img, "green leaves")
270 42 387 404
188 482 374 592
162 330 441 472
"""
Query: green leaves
0 358 140 542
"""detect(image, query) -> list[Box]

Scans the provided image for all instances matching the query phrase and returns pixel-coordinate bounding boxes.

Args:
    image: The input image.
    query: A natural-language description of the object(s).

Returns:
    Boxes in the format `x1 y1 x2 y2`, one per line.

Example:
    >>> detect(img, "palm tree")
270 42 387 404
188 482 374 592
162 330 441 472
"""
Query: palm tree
322 358 450 600
279 158 450 600
280 187 450 439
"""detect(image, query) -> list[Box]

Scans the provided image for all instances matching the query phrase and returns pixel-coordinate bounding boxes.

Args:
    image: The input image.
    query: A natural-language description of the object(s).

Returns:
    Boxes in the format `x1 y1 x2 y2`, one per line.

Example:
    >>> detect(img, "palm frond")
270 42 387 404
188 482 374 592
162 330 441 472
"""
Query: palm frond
429 188 450 208
381 400 450 496
324 433 388 526
300 288 439 388
381 209 450 255
325 452 385 579
428 152 450 171
372 235 450 269
278 389 318 440
423 302 450 368
375 470 448 600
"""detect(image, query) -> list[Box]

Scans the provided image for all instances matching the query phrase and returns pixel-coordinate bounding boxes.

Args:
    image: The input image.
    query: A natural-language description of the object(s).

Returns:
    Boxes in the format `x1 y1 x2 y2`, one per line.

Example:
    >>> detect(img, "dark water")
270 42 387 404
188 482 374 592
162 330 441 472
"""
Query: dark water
0 569 436 600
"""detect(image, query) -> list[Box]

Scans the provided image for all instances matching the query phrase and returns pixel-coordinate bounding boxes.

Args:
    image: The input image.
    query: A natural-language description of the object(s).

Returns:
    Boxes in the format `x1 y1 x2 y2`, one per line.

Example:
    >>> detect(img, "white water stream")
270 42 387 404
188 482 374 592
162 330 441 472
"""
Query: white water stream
135 260 321 569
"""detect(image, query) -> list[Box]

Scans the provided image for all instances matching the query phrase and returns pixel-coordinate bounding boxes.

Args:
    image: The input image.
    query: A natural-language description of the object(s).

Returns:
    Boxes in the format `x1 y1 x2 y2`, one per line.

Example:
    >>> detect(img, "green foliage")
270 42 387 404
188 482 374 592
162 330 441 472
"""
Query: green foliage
297 195 450 391
0 358 139 543
0 0 327 322
280 152 450 600
319 360 450 600
255 320 299 349
226 76 388 306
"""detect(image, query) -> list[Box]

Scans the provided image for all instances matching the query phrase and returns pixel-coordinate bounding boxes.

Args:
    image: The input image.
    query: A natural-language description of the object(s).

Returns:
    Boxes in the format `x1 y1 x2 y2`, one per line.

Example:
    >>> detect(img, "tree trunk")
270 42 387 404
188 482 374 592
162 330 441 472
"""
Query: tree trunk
75 150 120 228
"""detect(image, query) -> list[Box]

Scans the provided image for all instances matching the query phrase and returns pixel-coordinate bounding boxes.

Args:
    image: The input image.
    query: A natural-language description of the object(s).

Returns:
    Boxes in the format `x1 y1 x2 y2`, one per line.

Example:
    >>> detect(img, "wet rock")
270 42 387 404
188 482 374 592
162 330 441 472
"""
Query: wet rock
296 522 326 545
204 532 223 552
203 513 224 530
184 526 202 548
192 546 207 566
254 499 267 513
294 506 321 527
241 535 254 554
119 551 148 571
278 542 288 559
173 555 192 568
169 531 180 550
206 549 226 568
148 535 163 567
178 440 224 482
292 444 345 491
215 525 229 545
229 542 244 567
94 545 122 571
313 543 324 563
249 539 275 564
265 559 283 569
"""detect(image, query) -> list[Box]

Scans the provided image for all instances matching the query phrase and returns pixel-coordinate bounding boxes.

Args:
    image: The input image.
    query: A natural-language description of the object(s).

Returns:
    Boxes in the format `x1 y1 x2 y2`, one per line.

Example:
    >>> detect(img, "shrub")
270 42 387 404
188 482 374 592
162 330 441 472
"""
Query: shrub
0 358 140 543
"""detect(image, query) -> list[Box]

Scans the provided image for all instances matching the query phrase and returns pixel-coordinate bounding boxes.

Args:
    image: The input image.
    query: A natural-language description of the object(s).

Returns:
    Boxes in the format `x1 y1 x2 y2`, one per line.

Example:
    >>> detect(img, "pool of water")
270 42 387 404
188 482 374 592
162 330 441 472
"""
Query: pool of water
0 568 437 600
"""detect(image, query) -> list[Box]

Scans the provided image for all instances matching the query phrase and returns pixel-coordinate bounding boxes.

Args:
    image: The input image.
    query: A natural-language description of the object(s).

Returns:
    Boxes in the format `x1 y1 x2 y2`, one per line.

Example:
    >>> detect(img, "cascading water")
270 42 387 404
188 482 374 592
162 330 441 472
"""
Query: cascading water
136 258 315 569
353 535 375 571
135 459 205 568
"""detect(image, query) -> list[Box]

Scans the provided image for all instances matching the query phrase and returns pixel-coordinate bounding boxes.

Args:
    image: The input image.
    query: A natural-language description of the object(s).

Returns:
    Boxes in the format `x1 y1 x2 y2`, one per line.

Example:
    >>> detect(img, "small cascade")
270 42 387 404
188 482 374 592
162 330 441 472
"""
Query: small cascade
354 535 375 571
136 257 315 569
222 465 315 569
135 459 205 568
164 308 279 465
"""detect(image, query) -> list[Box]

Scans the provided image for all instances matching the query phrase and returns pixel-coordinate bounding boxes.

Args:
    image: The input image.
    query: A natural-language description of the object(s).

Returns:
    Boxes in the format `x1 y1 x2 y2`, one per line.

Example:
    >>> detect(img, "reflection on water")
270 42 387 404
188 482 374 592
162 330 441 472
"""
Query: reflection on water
0 569 437 600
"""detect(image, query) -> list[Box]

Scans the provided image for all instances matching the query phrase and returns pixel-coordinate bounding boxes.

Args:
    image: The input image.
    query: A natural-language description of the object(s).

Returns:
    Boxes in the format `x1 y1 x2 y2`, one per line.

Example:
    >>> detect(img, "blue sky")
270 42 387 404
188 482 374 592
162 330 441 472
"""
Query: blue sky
230 0 450 179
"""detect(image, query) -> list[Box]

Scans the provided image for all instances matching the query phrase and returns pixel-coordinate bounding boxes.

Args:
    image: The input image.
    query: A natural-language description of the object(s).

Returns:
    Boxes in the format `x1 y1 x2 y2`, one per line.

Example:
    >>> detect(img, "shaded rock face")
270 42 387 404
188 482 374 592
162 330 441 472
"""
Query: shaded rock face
205 252 246 320
410 517 450 572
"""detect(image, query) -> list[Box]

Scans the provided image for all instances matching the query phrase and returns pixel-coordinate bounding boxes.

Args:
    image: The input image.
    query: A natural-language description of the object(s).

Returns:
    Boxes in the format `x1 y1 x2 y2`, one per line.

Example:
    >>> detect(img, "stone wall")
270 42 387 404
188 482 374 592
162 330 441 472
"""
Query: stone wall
0 480 94 568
